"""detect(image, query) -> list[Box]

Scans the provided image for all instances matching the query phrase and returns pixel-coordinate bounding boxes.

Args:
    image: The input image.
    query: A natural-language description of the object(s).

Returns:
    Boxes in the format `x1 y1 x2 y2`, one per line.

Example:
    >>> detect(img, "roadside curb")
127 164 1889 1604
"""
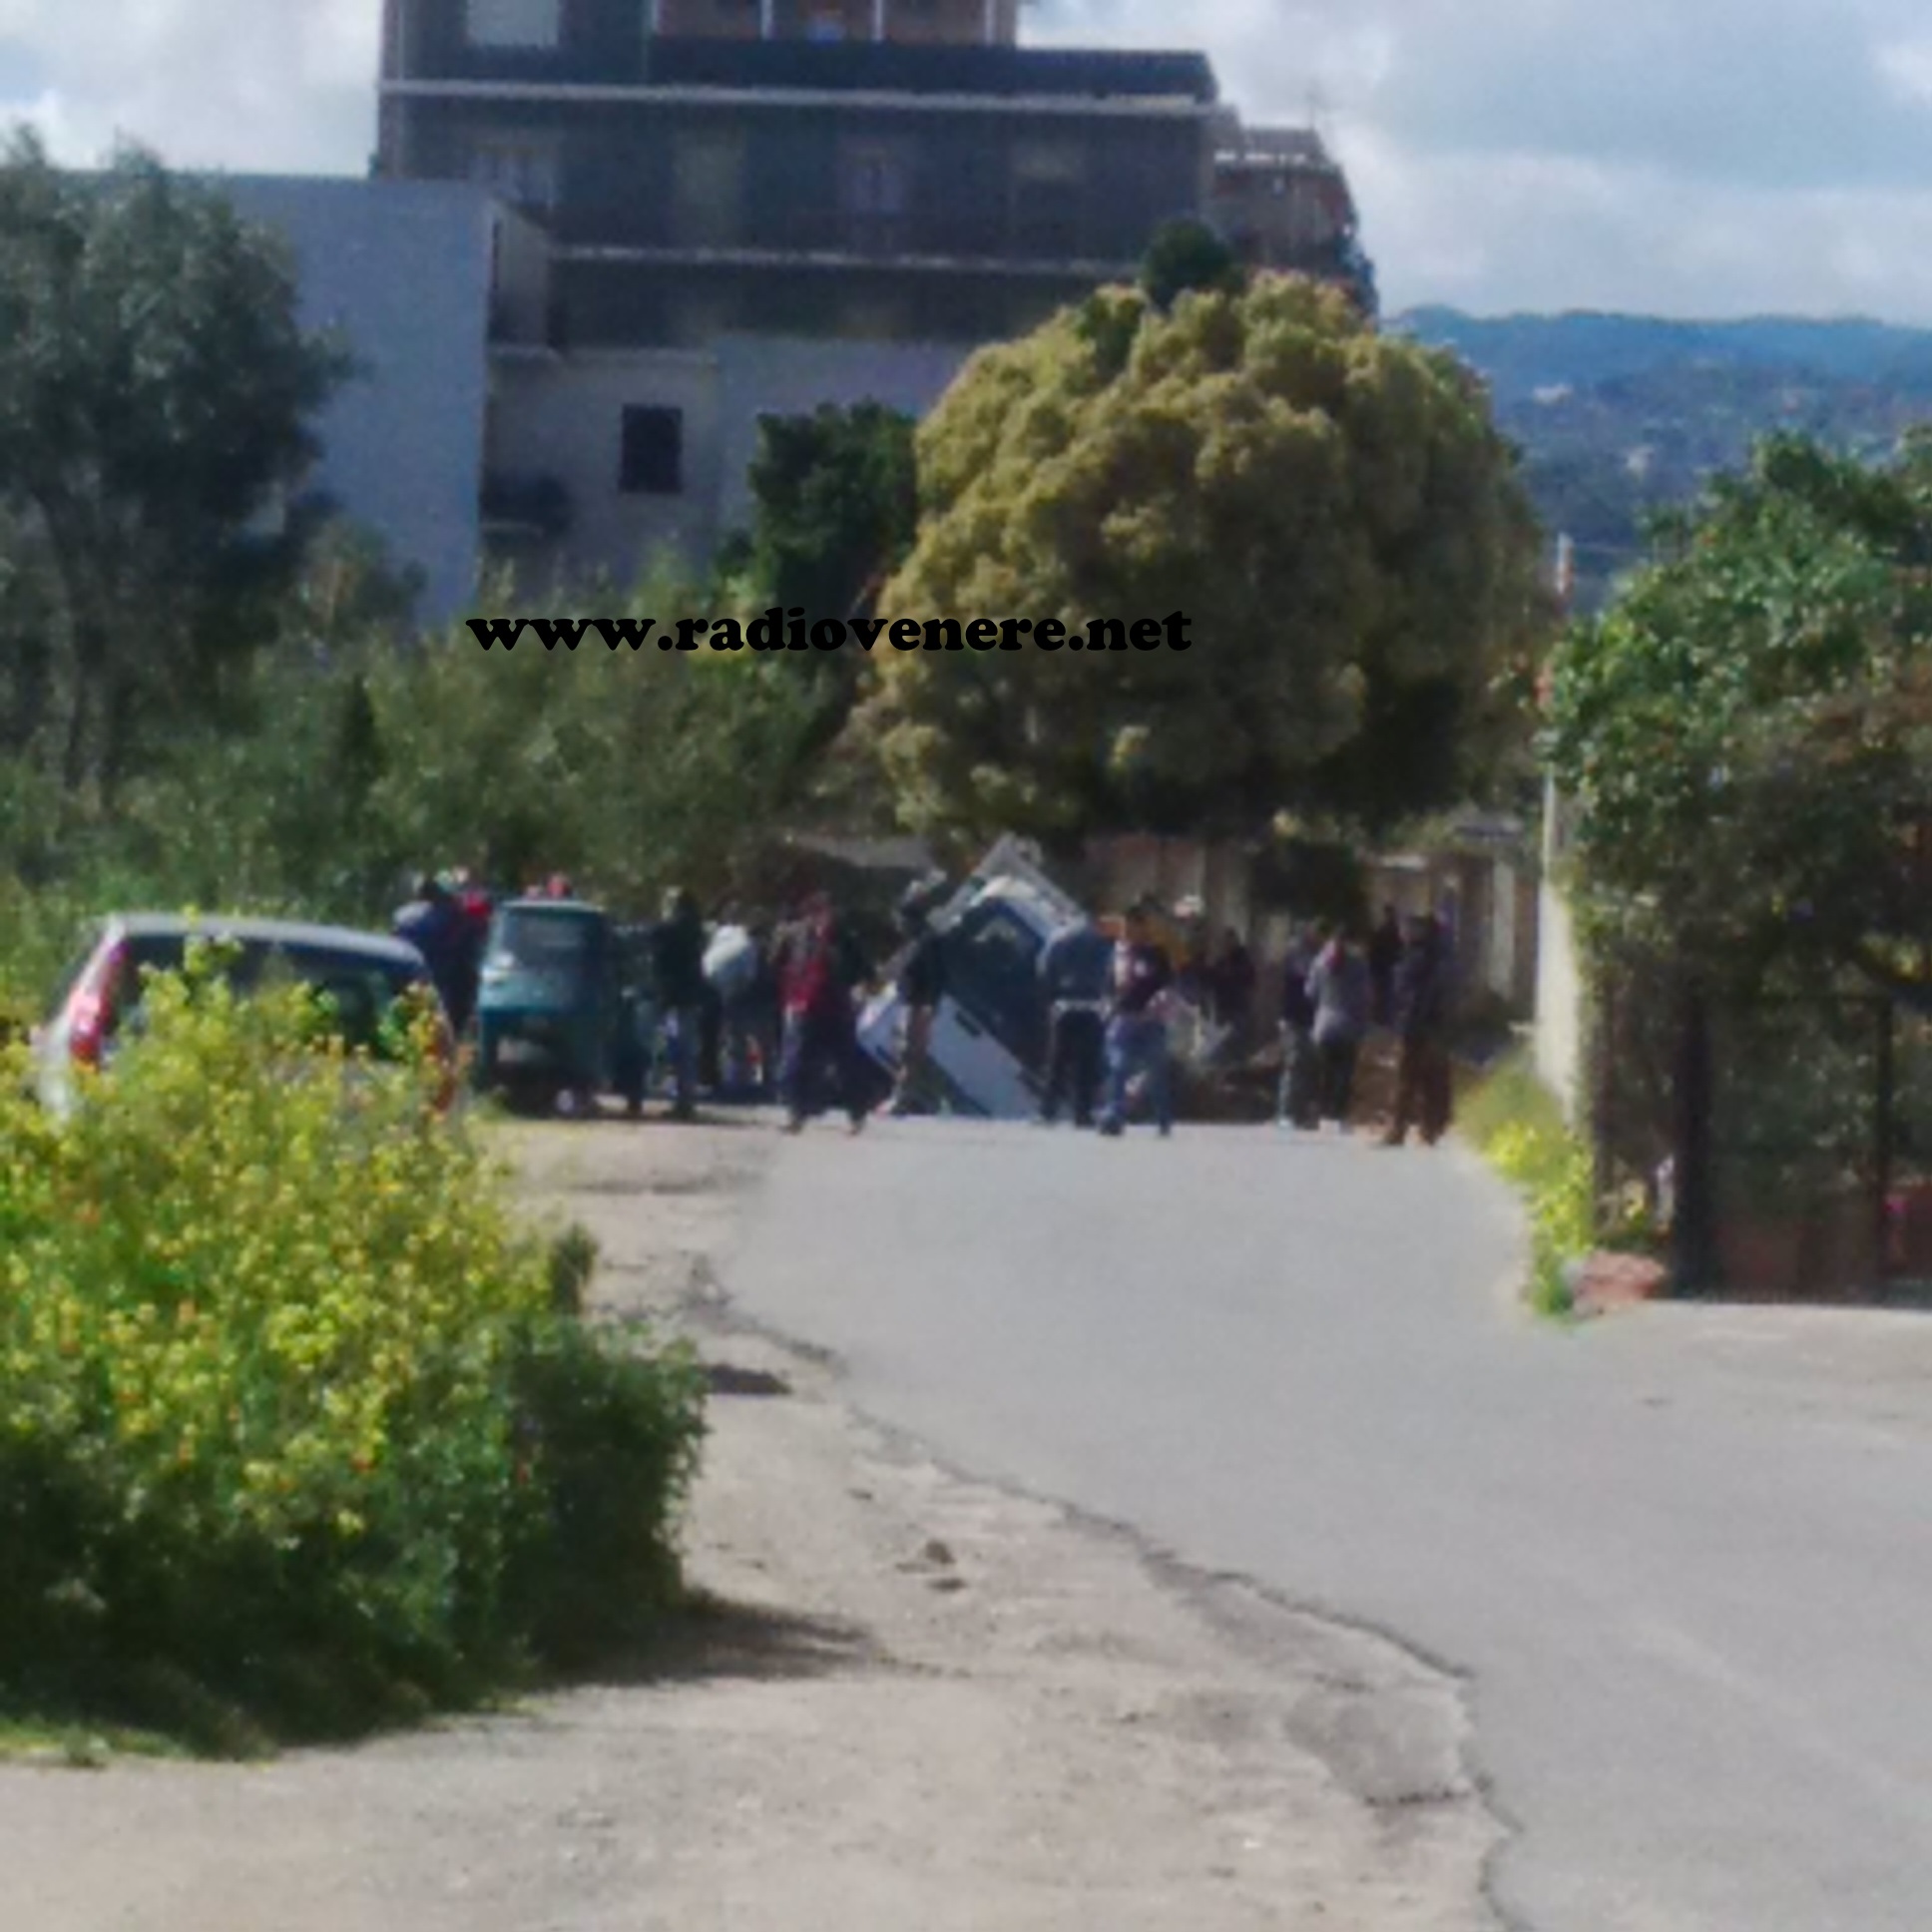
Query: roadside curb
1565 1250 1670 1320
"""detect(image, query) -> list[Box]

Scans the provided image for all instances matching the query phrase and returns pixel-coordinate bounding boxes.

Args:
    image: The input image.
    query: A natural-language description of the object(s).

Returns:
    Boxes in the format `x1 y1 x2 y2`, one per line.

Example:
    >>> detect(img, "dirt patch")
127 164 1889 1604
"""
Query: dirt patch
0 1107 1504 1931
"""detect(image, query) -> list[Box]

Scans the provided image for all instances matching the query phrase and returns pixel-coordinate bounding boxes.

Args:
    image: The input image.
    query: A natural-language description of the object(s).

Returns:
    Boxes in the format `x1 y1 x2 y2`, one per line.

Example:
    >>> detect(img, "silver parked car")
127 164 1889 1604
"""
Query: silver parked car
31 913 450 1118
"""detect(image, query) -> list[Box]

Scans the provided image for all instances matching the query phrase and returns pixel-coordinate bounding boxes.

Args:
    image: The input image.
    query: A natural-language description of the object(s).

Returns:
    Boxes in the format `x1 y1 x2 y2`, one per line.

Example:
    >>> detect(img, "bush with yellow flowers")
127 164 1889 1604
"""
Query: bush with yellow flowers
0 966 705 1747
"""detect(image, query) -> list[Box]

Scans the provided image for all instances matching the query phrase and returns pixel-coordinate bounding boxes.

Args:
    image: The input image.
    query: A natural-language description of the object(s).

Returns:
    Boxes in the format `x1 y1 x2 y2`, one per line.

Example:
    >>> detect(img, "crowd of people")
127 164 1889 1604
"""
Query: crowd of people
1277 906 1457 1145
385 862 1458 1146
1029 897 1457 1145
388 865 881 1132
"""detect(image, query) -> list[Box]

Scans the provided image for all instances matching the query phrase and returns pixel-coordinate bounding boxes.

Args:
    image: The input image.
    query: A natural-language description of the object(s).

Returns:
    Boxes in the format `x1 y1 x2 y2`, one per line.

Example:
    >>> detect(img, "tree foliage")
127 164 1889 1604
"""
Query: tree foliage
0 553 830 998
730 401 918 624
715 400 920 753
1546 432 1932 996
0 131 348 798
1140 219 1245 312
859 273 1550 845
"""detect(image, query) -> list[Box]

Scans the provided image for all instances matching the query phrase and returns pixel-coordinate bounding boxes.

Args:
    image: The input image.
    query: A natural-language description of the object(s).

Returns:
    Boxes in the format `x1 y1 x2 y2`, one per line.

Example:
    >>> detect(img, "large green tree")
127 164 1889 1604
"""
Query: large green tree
1547 432 1932 993
858 272 1549 847
0 131 348 798
716 400 920 758
1546 432 1932 1287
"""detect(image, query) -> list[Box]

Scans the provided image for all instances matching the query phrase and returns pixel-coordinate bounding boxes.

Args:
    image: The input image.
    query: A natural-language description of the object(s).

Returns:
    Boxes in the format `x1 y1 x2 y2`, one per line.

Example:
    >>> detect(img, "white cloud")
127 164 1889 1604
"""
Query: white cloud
0 0 376 174
1877 37 1932 105
1032 0 1932 321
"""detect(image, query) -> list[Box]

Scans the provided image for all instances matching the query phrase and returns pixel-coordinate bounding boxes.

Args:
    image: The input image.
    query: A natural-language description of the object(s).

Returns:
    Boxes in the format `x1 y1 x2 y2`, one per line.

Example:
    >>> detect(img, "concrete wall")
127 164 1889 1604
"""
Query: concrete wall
1079 836 1255 944
1364 846 1540 1020
1534 880 1584 1123
485 331 971 593
219 175 497 627
488 346 725 590
490 202 553 342
1533 783 1586 1122
713 331 972 534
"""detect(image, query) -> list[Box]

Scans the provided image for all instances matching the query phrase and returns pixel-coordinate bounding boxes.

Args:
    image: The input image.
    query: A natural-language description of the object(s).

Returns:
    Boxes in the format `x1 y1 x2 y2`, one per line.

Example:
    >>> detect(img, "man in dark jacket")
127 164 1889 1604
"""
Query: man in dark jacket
1210 928 1257 1039
1038 914 1113 1128
394 873 468 1028
1384 913 1455 1147
1367 905 1403 1029
888 903 948 1117
653 886 709 1121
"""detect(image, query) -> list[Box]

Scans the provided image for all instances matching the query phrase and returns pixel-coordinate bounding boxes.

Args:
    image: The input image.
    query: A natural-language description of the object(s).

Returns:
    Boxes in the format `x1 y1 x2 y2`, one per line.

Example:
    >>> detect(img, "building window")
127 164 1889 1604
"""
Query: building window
466 0 562 48
470 137 561 210
671 131 745 248
841 142 910 253
620 406 684 494
1012 142 1084 259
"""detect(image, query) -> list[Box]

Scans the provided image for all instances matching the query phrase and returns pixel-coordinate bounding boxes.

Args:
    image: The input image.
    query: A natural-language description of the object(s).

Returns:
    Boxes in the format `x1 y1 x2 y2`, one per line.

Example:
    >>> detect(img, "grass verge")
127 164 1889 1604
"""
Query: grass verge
1459 1051 1594 1318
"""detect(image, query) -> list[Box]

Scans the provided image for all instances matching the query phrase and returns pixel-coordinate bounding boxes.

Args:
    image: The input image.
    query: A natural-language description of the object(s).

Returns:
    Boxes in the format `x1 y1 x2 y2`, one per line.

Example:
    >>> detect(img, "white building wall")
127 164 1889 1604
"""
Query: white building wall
217 175 499 629
488 348 726 595
1533 782 1587 1123
486 331 976 598
712 332 975 539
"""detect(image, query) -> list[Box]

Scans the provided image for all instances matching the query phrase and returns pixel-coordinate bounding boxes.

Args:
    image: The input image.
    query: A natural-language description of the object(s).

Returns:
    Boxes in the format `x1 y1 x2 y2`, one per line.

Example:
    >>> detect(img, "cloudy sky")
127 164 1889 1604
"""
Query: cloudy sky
2 0 1930 321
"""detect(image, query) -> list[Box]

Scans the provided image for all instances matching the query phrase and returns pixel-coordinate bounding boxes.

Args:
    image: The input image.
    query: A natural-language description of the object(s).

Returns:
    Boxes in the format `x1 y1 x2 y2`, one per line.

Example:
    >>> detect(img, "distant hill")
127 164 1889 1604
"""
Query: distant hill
1390 309 1932 609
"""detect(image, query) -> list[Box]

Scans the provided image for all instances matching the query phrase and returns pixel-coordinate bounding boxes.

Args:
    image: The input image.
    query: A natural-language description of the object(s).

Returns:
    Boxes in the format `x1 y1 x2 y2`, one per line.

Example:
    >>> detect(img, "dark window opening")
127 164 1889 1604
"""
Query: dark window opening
620 405 685 494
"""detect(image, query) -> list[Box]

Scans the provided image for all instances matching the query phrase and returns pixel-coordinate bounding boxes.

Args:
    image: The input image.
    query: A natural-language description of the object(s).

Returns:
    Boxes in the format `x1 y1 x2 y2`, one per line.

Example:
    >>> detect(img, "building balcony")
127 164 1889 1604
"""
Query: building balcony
481 472 572 539
550 201 1137 272
640 38 1216 103
489 294 571 354
389 35 1216 108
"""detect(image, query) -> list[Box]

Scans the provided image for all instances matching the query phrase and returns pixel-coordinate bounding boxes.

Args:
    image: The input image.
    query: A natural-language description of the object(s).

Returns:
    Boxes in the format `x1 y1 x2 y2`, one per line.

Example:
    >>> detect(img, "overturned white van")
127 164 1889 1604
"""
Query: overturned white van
856 836 1090 1120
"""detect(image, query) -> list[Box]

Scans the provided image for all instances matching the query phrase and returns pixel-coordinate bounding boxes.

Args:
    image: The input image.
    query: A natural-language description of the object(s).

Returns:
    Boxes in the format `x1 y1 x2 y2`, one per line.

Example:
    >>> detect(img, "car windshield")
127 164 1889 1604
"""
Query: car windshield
244 944 429 1051
105 932 428 1052
489 908 599 977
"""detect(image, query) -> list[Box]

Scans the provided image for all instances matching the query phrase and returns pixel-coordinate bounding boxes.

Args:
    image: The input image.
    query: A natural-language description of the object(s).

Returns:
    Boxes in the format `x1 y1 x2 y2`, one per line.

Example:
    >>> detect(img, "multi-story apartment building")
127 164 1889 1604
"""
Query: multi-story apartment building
368 0 1373 597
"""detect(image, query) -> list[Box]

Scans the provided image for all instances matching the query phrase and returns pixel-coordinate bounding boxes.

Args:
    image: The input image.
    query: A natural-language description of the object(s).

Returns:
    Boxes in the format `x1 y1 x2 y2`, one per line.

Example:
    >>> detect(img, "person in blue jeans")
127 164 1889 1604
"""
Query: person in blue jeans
1305 923 1372 1132
1098 905 1176 1138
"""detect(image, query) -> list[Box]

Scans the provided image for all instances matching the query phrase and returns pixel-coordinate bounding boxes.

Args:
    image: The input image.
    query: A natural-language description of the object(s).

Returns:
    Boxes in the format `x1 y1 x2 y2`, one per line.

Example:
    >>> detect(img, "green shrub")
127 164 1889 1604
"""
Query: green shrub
1463 1054 1595 1317
0 970 706 1747
503 1314 707 1671
547 1221 602 1317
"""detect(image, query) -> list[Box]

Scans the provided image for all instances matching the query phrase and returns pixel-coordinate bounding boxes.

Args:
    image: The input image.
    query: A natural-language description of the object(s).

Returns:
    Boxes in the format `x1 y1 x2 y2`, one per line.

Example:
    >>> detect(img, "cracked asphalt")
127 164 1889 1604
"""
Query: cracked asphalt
724 1117 1932 1932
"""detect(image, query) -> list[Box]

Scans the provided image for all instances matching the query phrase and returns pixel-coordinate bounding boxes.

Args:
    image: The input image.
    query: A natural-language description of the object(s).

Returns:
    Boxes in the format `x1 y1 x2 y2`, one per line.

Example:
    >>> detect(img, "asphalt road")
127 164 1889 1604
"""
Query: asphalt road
724 1118 1932 1932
